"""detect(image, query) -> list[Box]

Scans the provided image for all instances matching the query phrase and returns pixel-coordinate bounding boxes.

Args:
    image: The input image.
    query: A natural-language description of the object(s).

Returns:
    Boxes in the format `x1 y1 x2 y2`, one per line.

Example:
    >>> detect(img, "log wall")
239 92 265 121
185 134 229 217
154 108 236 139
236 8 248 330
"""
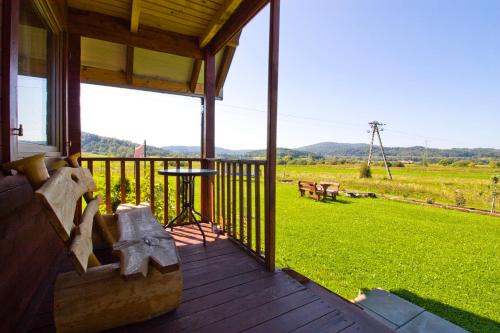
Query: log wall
0 174 64 331
0 0 3 164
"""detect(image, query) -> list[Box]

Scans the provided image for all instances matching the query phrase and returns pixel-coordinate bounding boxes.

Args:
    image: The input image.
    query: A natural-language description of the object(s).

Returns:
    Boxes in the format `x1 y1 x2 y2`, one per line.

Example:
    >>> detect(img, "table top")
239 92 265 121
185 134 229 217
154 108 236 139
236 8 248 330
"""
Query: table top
158 168 217 176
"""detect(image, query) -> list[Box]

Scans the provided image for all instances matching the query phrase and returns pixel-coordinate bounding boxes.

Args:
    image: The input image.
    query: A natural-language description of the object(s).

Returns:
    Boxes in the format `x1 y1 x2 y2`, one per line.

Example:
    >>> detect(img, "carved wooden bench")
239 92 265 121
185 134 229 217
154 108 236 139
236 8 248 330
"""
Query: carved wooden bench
35 166 182 333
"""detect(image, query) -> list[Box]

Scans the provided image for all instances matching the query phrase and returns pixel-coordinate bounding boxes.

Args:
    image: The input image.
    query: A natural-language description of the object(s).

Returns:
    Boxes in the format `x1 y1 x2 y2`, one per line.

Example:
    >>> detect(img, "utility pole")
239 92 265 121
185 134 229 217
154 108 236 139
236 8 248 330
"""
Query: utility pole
367 126 376 167
491 176 498 213
367 121 392 180
423 139 428 166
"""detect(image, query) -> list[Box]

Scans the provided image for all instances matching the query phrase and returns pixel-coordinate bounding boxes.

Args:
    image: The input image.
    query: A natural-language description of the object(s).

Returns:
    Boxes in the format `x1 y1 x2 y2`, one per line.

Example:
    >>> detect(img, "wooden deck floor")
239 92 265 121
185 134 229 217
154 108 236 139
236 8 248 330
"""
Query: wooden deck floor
26 224 394 333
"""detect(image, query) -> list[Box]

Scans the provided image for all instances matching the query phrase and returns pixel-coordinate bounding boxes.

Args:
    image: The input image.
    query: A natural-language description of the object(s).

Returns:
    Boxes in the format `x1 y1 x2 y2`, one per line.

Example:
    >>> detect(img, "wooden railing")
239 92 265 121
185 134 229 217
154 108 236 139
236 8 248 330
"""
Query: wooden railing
80 157 271 267
212 159 267 261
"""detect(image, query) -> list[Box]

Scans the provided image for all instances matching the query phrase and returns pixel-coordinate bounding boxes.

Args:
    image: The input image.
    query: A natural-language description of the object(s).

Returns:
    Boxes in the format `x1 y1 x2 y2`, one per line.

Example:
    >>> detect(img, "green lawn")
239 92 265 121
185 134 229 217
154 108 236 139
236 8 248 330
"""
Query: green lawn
275 183 500 333
278 164 500 210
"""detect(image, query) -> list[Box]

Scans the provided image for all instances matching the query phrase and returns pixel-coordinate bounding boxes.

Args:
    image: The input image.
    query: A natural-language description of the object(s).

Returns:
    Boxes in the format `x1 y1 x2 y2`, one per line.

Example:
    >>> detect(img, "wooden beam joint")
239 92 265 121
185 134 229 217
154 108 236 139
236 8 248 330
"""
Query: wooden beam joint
68 9 202 59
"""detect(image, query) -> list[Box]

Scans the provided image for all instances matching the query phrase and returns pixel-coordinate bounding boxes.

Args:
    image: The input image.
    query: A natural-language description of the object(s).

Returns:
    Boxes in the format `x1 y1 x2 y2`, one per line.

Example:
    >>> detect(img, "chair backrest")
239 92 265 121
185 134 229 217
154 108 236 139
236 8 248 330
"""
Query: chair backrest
36 167 101 274
298 181 318 192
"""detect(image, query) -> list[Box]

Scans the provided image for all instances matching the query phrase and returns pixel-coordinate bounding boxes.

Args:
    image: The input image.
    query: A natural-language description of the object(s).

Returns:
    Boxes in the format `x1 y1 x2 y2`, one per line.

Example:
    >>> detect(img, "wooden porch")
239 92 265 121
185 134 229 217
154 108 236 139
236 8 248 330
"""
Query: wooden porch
25 224 394 333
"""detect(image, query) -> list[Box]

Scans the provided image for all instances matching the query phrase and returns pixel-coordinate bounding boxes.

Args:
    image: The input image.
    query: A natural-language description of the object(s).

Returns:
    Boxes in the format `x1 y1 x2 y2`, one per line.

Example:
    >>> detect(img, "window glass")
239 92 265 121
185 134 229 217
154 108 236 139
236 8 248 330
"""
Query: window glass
17 0 53 146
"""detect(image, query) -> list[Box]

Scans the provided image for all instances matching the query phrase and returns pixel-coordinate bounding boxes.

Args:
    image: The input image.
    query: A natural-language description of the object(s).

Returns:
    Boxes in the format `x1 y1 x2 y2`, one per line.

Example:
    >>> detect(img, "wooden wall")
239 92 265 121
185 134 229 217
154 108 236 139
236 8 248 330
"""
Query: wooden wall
0 6 66 323
0 174 65 331
0 0 3 164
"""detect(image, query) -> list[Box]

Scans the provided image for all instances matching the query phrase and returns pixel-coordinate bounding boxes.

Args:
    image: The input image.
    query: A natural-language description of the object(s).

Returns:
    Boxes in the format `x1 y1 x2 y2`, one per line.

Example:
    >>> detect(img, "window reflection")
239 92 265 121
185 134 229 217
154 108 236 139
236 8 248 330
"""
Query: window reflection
18 0 52 146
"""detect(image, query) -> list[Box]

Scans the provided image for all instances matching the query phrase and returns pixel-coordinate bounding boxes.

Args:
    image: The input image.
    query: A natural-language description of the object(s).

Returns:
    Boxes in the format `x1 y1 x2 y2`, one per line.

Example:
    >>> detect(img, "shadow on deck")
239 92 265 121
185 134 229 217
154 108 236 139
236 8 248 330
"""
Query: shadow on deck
26 224 394 333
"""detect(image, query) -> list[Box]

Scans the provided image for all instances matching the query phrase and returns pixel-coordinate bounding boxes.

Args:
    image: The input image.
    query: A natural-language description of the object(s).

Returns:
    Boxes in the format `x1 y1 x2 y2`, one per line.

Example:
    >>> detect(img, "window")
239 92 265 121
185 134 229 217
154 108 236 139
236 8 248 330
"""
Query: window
17 0 62 155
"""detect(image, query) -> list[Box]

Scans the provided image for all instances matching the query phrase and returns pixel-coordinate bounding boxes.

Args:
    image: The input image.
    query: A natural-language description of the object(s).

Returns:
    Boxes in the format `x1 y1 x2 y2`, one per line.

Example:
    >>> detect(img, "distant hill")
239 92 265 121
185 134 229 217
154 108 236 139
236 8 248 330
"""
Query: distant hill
162 146 251 157
297 142 500 161
82 133 500 161
82 132 171 157
244 148 318 159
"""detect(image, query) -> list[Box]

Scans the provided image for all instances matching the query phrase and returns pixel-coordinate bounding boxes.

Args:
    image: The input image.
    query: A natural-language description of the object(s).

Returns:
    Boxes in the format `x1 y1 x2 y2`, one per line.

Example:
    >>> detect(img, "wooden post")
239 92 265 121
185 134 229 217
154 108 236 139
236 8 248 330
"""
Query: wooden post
67 34 81 156
201 49 216 223
265 0 279 272
1 0 19 162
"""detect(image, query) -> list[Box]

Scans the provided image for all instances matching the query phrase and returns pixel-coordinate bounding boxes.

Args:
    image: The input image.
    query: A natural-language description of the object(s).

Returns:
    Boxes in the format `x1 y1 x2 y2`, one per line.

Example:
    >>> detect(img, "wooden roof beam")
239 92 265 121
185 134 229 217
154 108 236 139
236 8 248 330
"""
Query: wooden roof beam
199 0 242 48
126 46 134 84
189 59 202 94
130 0 141 33
216 43 237 96
80 67 203 96
207 0 269 53
68 9 202 59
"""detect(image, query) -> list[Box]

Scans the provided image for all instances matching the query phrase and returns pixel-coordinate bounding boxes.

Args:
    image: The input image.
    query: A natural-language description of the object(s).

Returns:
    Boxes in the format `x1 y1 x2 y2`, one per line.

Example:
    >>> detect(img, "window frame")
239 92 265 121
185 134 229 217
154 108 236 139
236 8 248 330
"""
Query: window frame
16 0 66 158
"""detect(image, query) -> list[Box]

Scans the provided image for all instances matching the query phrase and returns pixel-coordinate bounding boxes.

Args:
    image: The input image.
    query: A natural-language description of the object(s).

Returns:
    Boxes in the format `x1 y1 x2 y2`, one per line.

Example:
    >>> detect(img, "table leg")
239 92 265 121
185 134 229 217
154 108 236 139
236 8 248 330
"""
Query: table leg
189 209 206 246
165 174 209 246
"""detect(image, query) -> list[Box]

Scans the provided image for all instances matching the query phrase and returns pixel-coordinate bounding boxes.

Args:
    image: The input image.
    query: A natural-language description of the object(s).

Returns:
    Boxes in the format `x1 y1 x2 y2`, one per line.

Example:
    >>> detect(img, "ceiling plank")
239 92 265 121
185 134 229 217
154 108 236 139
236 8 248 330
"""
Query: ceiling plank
215 46 236 96
80 66 204 96
189 59 202 93
68 9 203 59
130 0 142 33
199 0 242 48
207 0 268 53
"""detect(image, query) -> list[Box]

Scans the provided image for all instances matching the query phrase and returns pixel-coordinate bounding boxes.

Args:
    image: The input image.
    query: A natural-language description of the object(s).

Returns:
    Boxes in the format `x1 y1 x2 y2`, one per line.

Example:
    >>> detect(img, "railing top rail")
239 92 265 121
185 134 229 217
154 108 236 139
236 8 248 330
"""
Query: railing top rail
81 157 204 162
208 158 267 165
81 157 267 165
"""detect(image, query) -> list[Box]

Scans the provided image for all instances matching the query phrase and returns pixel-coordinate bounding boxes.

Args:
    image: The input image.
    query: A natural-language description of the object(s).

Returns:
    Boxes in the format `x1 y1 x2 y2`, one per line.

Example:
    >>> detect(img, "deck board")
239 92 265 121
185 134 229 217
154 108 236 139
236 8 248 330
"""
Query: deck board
26 224 394 333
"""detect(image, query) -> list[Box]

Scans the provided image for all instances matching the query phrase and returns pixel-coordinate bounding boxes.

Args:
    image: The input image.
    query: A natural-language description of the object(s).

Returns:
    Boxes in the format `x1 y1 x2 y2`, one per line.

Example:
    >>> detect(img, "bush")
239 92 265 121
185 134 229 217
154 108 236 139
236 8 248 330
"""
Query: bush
111 178 132 212
439 159 452 166
489 160 500 168
359 164 372 178
426 198 434 204
393 161 405 167
454 190 466 207
452 160 470 167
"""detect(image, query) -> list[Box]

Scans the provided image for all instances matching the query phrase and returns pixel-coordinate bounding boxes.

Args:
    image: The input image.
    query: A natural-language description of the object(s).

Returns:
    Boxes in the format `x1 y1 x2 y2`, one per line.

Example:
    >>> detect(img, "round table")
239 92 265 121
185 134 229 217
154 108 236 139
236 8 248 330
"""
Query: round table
158 168 217 245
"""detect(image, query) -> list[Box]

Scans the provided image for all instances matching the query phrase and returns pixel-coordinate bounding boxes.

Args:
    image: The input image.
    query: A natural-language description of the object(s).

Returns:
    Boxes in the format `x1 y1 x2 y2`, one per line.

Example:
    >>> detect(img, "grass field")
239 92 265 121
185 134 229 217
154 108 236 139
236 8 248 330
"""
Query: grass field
275 182 499 333
277 164 500 211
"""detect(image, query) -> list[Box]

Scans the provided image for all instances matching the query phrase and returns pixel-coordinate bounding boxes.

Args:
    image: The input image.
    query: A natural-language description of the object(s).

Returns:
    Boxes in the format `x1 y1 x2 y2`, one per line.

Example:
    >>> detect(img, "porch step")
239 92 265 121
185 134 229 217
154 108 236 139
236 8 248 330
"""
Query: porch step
354 288 470 333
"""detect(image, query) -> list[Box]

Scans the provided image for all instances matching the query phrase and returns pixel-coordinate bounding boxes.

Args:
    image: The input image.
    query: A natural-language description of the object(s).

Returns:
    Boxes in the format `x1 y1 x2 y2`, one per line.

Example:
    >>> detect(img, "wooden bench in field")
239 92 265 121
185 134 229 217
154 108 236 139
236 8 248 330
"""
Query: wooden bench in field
298 181 341 201
35 164 182 333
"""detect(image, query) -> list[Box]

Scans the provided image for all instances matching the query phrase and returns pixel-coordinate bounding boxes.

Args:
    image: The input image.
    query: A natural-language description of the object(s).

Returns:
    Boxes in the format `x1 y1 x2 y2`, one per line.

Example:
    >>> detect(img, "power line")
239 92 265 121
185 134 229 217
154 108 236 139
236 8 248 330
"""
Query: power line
215 103 482 148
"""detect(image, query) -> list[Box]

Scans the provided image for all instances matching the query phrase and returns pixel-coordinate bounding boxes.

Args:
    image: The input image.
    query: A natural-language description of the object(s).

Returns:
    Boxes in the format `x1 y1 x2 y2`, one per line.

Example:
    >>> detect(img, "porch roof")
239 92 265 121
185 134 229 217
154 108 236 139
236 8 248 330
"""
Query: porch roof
65 0 268 97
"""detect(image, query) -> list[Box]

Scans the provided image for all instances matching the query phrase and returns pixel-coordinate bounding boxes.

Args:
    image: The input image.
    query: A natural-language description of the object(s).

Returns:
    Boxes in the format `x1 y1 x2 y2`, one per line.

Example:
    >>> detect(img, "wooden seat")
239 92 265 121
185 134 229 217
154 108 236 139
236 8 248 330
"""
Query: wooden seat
36 166 182 333
323 182 341 200
298 181 341 201
298 180 325 200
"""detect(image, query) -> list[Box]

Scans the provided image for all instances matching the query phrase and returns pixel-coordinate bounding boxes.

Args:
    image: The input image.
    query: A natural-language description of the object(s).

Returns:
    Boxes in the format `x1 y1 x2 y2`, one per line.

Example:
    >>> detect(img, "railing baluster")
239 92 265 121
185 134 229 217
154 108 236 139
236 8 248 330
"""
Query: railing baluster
263 164 268 261
87 160 93 175
226 163 232 236
163 160 168 226
176 160 180 223
255 163 261 256
150 160 155 214
246 163 252 249
221 162 226 232
120 160 126 204
105 160 111 213
232 162 237 238
216 161 221 228
239 161 244 242
135 160 140 205
188 160 192 223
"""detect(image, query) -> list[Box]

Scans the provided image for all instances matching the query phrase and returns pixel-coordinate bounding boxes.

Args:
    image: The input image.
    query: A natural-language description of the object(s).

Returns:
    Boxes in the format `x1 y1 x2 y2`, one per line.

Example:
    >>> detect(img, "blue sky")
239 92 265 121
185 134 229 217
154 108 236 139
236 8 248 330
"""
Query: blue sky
82 0 500 149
